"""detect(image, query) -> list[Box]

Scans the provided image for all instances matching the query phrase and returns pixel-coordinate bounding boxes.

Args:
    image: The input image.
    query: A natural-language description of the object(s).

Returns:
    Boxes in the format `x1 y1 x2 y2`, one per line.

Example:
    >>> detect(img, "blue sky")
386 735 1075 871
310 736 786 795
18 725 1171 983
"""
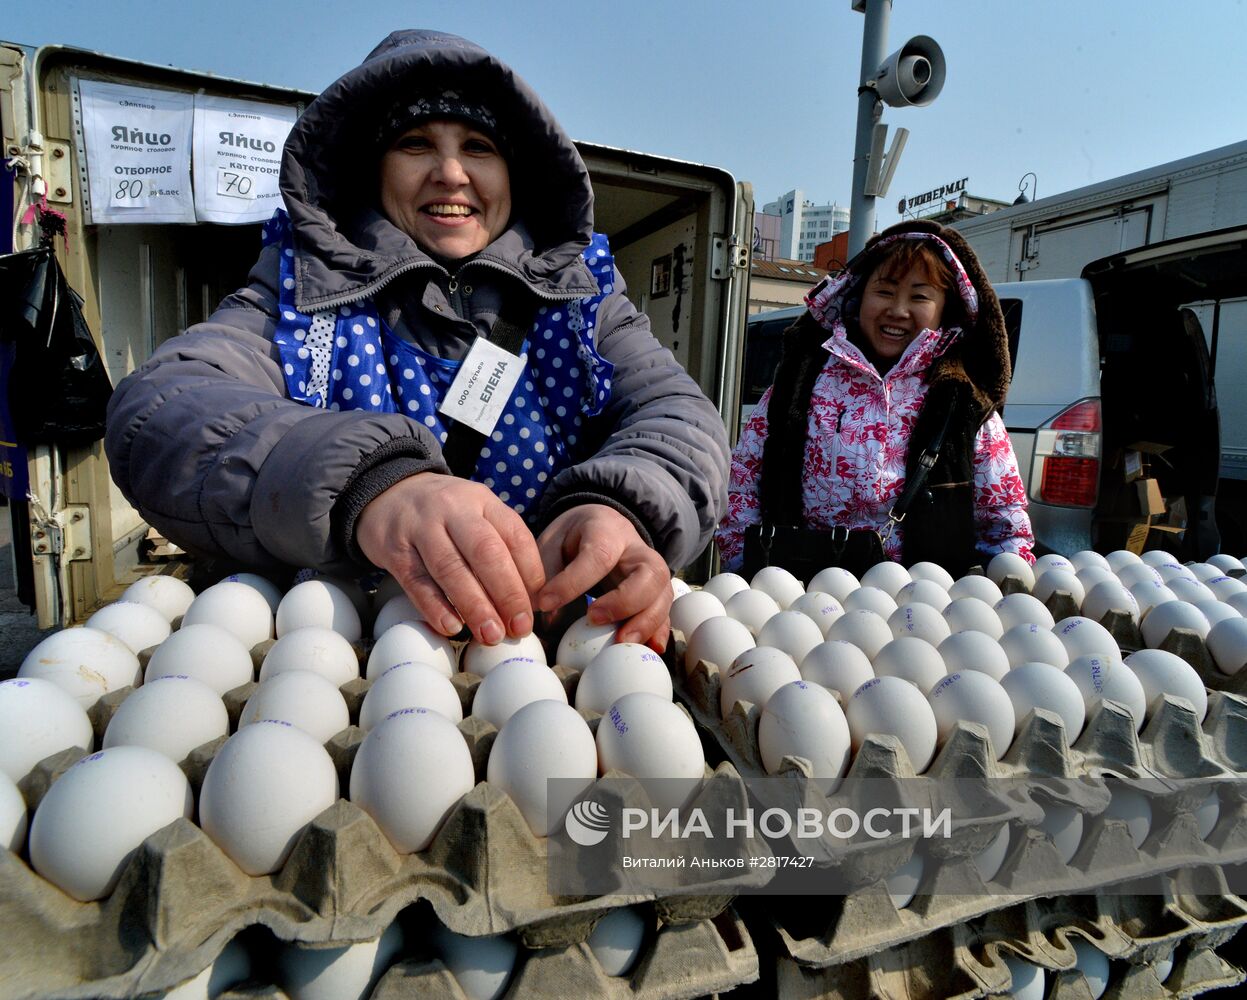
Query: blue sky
5 0 1246 222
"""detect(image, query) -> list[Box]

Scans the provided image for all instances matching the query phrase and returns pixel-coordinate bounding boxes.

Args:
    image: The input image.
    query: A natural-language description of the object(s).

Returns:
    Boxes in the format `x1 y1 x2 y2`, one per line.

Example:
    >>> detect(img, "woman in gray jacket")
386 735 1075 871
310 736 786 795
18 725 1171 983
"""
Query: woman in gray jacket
105 30 729 650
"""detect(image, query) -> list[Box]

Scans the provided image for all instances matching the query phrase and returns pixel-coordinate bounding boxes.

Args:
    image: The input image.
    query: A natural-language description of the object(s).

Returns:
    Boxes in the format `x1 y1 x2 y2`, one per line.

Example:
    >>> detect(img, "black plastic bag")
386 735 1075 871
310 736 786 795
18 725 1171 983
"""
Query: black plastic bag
0 247 113 445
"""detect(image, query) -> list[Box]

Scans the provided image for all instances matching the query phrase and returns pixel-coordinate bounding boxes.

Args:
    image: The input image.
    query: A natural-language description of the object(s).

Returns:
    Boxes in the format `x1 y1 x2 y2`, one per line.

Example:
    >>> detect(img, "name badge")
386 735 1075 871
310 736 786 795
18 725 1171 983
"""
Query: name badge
438 337 524 436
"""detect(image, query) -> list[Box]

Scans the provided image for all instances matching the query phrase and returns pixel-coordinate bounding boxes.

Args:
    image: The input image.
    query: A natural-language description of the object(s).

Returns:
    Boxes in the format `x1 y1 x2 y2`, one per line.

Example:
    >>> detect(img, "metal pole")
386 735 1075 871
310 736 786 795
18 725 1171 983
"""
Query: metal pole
848 0 891 258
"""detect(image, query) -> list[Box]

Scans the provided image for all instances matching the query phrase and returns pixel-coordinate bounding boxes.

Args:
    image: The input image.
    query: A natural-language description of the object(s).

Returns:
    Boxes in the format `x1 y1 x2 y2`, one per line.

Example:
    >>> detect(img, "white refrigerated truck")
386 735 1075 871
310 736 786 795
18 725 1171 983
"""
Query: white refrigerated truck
0 41 753 629
952 141 1247 557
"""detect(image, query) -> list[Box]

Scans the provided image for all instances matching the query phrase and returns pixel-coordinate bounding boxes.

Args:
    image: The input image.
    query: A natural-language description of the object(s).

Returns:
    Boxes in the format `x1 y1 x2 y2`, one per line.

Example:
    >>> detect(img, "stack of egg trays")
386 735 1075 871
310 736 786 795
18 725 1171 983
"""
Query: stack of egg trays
671 618 1247 968
0 644 767 1000
745 865 1247 999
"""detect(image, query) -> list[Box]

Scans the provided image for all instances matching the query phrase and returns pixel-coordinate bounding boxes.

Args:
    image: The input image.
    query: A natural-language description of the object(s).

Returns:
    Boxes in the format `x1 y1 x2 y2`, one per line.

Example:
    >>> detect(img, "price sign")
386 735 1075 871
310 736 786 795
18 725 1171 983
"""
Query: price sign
78 79 195 224
193 95 296 223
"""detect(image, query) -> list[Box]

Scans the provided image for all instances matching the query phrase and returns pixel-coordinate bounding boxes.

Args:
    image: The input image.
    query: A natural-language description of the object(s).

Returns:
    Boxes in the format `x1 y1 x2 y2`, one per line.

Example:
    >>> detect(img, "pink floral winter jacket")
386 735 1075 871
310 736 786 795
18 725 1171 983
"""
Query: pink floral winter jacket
716 320 1034 572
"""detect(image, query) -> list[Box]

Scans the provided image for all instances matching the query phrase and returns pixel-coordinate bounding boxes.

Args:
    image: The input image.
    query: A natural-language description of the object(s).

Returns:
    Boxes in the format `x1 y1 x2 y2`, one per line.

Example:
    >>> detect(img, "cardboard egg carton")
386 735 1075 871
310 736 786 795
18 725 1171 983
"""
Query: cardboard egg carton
1 659 761 1000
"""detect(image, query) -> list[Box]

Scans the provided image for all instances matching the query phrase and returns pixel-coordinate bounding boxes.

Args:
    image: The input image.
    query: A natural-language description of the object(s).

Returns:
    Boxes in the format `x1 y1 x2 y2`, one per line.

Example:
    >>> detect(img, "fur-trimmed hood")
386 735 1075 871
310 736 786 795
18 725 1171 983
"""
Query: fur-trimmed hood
803 219 1011 419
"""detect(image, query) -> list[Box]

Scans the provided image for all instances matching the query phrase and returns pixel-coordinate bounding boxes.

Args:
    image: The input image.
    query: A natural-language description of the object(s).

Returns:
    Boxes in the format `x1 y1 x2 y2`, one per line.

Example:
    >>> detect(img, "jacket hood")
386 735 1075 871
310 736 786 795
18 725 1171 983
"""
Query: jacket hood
804 220 1012 417
279 30 597 309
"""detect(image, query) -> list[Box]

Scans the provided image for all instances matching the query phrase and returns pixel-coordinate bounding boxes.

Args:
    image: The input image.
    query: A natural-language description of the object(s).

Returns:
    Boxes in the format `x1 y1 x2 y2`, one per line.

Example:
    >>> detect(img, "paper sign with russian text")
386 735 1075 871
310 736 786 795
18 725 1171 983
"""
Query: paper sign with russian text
193 95 296 224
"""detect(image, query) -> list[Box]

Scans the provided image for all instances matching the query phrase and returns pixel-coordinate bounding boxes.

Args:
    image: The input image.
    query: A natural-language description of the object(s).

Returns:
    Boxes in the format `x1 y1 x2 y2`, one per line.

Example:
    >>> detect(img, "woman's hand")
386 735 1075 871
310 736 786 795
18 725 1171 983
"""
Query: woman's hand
535 505 672 650
356 473 545 643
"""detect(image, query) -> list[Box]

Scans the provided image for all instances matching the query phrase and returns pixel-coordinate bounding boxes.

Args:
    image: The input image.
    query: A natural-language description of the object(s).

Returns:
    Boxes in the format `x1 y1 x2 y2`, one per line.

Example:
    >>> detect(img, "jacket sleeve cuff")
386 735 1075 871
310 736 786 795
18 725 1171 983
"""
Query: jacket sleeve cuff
534 489 656 552
334 438 450 567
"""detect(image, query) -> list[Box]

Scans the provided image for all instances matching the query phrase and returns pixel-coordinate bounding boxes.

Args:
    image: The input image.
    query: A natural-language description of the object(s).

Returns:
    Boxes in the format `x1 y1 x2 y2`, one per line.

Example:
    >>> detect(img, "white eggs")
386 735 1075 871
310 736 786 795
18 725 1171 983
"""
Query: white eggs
588 906 647 977
1105 549 1143 572
758 680 851 794
1207 553 1247 574
685 616 754 673
183 582 274 649
0 772 28 853
29 745 193 901
1129 580 1178 616
1031 569 1085 608
1080 580 1139 625
470 658 566 729
144 623 255 695
670 590 726 639
219 572 283 614
362 659 463 729
1122 648 1207 718
120 575 196 623
894 579 951 612
1000 662 1087 743
1141 600 1212 647
723 588 782 635
433 928 518 1000
18 627 141 708
750 565 805 608
260 626 359 688
670 577 691 599
575 643 673 714
1002 957 1045 1000
907 561 955 590
1070 939 1110 999
1196 599 1241 629
351 708 474 853
885 851 923 909
367 621 457 679
1070 550 1111 573
487 700 597 837
1053 616 1121 666
1167 578 1216 604
943 596 1003 639
846 676 938 773
1117 563 1163 590
937 631 1011 683
927 672 1015 759
242 670 352 741
597 692 705 811
947 574 1003 606
807 566 860 603
872 637 947 691
756 610 825 664
788 591 845 637
859 561 912 600
1000 623 1069 670
554 614 617 669
103 675 229 762
721 647 801 717
994 593 1054 632
826 609 893 660
1195 790 1220 840
1038 802 1084 864
1033 554 1074 575
887 602 952 646
1076 566 1117 593
700 572 751 606
277 921 402 1000
0 677 94 783
1208 617 1247 675
799 641 875 699
841 586 898 618
276 579 363 642
85 601 172 654
1064 655 1147 732
1102 783 1151 848
199 721 339 875
972 824 1010 883
462 633 546 678
371 594 423 639
987 551 1035 590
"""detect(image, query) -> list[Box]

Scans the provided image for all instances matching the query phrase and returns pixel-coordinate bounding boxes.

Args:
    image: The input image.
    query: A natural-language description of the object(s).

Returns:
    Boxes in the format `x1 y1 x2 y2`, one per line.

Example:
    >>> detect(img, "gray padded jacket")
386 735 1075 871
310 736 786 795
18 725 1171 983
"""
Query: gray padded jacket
104 30 729 577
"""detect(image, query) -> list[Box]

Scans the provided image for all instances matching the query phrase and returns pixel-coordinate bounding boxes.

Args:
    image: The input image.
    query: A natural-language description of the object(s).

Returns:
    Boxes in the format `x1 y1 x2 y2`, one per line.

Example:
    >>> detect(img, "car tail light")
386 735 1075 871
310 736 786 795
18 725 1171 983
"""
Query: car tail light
1031 398 1101 507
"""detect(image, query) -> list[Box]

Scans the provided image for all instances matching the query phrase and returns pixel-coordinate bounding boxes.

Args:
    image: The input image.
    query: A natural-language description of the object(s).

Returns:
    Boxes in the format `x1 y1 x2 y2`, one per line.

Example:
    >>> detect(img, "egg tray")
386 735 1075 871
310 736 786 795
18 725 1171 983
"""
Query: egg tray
1 676 766 1000
1152 625 1247 701
750 866 1247 999
180 907 758 1000
672 630 1247 970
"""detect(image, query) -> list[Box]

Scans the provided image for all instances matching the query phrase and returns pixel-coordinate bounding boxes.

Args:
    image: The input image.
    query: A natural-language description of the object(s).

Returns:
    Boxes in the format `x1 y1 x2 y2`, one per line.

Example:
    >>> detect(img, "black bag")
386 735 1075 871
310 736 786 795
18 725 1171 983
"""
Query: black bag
0 247 113 446
743 522 886 583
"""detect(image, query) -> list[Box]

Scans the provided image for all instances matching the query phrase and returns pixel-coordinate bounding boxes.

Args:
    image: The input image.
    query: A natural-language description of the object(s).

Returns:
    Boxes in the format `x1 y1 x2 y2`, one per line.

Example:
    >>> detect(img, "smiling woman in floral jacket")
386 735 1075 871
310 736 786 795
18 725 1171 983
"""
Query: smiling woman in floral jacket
717 220 1034 579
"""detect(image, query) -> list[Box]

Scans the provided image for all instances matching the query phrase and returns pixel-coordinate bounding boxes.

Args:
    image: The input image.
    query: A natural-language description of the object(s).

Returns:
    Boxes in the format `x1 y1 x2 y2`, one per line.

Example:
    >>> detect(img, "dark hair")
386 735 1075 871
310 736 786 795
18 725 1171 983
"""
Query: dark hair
861 238 966 330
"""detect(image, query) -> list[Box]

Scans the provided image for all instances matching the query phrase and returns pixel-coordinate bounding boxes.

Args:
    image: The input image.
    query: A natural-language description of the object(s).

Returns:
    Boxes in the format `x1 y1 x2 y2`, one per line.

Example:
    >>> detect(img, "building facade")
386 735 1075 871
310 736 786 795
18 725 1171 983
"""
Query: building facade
760 189 850 262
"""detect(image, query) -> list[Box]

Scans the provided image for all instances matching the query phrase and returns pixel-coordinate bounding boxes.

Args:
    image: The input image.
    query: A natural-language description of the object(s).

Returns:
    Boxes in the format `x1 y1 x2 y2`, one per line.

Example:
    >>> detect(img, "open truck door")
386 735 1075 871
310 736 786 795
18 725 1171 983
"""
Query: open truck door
2 43 753 627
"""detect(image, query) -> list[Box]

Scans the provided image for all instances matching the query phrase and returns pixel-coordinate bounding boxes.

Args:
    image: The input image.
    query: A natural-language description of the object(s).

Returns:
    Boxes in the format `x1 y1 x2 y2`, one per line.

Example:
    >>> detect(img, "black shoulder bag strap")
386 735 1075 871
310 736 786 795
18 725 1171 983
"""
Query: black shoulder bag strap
882 396 956 542
439 298 535 478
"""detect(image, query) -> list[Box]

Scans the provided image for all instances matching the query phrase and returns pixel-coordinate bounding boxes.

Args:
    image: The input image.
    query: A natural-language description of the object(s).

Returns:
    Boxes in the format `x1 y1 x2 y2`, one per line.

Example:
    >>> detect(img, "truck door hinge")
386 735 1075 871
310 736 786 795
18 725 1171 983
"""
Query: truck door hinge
30 503 92 561
711 237 750 280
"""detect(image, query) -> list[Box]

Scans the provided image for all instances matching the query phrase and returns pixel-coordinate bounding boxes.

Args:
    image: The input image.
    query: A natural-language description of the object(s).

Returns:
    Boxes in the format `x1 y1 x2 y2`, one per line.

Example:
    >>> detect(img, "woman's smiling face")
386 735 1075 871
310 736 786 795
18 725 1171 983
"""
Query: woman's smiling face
857 261 947 363
379 119 512 261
